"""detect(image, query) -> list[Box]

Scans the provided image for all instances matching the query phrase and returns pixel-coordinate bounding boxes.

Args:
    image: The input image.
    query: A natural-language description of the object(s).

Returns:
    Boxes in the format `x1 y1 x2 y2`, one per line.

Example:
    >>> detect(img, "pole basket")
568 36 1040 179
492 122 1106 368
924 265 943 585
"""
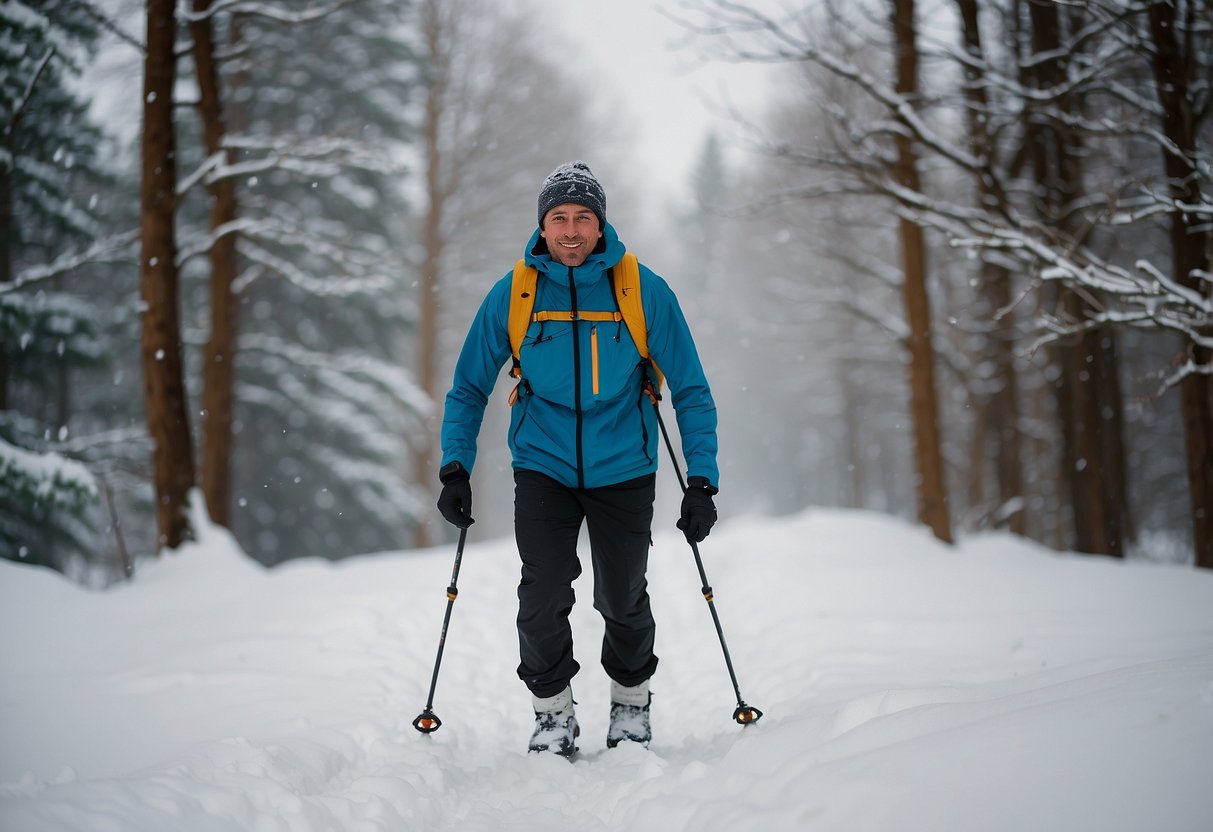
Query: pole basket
733 704 764 725
413 709 443 734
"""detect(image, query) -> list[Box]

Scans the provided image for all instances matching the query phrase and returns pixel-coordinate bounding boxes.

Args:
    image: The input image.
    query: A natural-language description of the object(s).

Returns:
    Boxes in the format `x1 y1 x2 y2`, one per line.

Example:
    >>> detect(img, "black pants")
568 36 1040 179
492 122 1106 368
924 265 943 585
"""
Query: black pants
514 469 659 698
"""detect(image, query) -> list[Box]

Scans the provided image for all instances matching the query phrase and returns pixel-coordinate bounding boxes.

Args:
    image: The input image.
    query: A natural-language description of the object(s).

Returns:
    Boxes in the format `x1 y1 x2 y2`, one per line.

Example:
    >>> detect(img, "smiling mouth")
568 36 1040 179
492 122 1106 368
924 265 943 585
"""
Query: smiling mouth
558 240 584 249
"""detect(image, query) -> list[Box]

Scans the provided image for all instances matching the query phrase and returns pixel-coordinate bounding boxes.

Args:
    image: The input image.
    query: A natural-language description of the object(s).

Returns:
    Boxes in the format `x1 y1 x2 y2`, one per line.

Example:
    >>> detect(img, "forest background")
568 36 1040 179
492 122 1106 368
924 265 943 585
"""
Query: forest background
2 0 1210 581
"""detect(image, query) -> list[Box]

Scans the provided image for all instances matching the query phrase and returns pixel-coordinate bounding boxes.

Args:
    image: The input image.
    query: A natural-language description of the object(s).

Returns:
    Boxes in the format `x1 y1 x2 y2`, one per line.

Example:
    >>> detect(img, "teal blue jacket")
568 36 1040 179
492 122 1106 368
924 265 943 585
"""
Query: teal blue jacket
440 223 718 490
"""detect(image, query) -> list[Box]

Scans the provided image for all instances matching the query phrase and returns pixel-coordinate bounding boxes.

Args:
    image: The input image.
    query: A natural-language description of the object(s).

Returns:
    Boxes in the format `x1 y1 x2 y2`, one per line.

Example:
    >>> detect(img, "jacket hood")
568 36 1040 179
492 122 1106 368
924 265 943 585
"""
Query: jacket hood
525 222 626 286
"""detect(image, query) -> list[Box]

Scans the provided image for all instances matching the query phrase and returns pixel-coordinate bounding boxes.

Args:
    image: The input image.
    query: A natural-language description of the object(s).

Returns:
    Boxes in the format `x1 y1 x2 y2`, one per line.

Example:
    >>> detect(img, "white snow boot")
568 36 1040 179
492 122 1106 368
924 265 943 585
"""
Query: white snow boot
528 686 579 758
607 679 651 748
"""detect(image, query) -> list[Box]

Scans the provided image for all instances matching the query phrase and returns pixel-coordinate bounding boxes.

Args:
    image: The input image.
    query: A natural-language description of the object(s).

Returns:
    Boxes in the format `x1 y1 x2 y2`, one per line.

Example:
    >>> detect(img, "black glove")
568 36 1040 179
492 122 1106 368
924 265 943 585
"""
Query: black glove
436 461 474 528
677 477 718 543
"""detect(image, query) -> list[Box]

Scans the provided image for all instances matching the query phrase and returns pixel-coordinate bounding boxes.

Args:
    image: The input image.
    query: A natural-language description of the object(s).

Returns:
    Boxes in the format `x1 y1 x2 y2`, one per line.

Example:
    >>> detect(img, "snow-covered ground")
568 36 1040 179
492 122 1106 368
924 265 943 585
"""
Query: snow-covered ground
3 503 1212 831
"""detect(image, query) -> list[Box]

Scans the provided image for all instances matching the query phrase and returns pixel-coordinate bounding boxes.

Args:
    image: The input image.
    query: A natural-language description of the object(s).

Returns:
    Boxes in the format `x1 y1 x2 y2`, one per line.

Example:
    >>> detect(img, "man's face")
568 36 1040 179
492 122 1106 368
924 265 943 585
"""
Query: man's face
541 203 602 267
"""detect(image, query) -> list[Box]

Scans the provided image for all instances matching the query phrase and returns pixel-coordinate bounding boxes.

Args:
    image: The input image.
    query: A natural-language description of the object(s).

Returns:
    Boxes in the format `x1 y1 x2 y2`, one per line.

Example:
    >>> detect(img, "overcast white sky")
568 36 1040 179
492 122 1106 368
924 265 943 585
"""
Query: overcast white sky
525 0 775 204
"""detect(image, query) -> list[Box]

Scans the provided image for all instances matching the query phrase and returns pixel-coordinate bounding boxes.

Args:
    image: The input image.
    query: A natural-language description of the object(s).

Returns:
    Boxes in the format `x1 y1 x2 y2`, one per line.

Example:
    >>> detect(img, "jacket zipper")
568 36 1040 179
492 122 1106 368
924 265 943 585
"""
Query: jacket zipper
569 265 585 489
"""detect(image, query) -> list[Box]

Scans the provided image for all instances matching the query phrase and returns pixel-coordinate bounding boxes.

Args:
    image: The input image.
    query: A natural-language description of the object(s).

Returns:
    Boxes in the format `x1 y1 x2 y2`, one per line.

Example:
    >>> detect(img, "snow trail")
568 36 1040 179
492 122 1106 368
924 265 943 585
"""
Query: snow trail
3 509 1212 831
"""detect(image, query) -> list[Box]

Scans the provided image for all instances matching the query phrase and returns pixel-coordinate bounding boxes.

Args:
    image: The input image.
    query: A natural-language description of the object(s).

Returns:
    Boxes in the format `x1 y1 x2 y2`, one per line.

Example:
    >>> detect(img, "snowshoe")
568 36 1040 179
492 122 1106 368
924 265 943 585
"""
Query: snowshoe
607 680 651 748
528 686 579 758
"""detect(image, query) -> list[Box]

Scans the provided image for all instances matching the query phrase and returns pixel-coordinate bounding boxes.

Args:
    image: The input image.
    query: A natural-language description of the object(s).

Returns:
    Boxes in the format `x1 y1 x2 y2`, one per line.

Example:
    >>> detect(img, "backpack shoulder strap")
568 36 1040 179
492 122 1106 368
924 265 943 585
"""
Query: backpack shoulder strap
612 253 645 357
611 252 664 391
508 259 538 366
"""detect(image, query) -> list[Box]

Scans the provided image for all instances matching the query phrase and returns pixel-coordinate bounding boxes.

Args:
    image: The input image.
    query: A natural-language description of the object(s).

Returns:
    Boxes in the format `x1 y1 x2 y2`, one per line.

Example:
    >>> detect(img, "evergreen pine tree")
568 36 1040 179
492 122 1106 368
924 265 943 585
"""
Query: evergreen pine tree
1 0 121 569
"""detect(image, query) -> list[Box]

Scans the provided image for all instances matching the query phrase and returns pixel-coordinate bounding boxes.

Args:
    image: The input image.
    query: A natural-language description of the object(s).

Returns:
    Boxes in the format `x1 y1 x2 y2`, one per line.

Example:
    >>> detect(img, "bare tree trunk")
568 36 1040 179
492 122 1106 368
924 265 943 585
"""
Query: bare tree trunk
1066 102 1125 556
1024 345 1066 547
840 356 867 508
1061 304 1114 555
955 0 1026 534
967 387 988 514
1146 0 1213 569
56 333 70 429
890 0 952 543
140 0 195 549
190 0 241 528
101 477 134 580
1095 329 1133 550
0 161 10 411
412 0 453 549
1023 0 1125 556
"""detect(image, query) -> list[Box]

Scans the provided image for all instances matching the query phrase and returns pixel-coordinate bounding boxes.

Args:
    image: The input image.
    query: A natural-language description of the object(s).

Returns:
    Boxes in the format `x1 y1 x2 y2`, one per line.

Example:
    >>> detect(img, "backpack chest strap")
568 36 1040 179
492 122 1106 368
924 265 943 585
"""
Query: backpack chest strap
530 310 623 323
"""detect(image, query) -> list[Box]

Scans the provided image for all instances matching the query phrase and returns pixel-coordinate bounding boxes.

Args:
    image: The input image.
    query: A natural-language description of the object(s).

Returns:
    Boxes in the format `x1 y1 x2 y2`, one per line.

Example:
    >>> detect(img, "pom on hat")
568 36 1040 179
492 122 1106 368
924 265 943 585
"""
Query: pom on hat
537 161 606 229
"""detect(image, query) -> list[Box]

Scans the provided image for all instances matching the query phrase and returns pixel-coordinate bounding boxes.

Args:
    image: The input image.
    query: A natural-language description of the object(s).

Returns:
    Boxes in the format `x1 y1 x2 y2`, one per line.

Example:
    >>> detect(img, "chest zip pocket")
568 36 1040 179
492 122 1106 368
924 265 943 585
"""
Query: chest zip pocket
591 326 600 396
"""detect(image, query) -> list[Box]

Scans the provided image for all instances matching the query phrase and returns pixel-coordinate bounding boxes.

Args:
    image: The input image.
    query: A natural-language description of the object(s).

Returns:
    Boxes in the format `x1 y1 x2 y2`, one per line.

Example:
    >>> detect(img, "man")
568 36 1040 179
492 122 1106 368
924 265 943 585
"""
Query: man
436 161 719 756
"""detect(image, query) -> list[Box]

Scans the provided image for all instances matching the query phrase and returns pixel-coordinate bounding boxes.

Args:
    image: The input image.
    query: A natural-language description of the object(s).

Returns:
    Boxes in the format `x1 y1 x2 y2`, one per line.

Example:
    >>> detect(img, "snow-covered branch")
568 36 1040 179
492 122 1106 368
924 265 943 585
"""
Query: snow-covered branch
176 135 399 199
175 208 397 289
238 239 392 298
49 426 151 457
239 332 432 419
0 437 97 507
1 231 139 293
1163 357 1213 389
174 217 259 269
176 150 225 198
6 48 55 138
178 0 360 26
70 0 144 52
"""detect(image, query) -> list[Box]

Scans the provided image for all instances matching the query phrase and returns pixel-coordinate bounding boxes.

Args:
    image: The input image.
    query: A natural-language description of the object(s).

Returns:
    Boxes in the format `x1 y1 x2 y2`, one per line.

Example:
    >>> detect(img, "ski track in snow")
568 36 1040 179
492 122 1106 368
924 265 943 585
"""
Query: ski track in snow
2 508 1212 831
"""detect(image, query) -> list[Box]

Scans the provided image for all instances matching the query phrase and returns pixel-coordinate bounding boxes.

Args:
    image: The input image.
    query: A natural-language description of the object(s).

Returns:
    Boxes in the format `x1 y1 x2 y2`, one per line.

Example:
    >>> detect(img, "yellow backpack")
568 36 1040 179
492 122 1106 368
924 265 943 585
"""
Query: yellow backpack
506 252 663 402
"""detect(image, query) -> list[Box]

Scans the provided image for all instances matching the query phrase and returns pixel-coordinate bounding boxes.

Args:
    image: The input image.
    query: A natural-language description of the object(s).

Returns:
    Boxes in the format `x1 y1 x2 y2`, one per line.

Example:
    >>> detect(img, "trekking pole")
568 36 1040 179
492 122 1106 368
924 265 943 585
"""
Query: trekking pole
413 527 468 734
645 378 763 727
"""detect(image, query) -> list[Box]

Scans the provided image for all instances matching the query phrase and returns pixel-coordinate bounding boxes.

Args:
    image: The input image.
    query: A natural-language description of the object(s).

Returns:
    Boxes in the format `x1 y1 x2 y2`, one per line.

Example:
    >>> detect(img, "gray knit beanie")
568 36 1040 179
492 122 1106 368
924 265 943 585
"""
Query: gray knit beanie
537 161 606 229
